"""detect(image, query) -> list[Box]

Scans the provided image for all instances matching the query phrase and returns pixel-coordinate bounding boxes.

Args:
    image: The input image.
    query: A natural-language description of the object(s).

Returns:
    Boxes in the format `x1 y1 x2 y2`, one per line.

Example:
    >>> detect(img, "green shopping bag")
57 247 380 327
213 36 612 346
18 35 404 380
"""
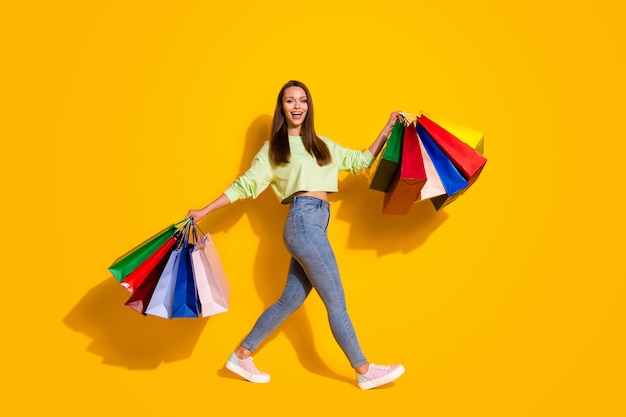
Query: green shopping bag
108 221 185 282
369 120 405 192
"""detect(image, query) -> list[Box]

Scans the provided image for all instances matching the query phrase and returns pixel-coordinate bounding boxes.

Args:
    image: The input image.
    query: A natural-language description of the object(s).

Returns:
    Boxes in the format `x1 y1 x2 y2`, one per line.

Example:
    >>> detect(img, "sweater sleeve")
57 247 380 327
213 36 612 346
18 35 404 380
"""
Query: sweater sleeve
322 136 376 175
223 142 274 203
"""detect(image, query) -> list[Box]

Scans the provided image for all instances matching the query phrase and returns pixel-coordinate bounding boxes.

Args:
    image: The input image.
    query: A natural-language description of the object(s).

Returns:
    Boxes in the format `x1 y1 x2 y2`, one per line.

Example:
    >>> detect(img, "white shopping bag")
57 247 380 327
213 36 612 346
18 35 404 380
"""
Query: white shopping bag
191 234 230 317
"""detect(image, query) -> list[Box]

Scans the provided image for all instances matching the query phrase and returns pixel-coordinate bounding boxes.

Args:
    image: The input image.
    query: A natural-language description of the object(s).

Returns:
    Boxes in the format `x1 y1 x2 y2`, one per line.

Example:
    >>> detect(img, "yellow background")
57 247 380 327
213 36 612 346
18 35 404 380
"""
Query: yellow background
2 1 625 416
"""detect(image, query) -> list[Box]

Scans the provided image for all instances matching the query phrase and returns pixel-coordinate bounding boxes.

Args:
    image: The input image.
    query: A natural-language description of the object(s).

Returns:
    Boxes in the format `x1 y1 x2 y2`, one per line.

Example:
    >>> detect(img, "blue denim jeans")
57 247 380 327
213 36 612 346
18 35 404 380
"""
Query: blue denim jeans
240 196 367 369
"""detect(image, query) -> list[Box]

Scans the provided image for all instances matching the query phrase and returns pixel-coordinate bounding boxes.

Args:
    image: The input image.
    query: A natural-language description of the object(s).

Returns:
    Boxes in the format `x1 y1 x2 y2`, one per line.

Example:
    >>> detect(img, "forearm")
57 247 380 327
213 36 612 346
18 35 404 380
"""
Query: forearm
188 193 232 222
203 193 231 216
368 124 394 157
368 111 401 157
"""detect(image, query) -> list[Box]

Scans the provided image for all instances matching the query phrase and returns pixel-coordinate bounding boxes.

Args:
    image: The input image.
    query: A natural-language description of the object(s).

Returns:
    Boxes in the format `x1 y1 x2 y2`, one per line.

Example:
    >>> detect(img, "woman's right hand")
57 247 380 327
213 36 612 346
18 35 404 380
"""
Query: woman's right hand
186 208 208 223
381 110 402 137
387 110 403 129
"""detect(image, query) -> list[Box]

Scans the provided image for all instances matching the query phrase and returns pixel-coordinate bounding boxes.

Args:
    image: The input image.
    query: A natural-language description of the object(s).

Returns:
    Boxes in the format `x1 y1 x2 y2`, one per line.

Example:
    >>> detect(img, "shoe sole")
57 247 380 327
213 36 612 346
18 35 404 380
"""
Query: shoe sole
358 365 405 390
225 360 270 383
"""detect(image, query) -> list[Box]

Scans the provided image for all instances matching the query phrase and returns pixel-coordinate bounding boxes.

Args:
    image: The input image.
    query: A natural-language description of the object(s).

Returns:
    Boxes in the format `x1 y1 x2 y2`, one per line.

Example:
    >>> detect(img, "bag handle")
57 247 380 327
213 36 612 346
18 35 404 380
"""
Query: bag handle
399 112 418 126
171 218 193 249
194 222 208 238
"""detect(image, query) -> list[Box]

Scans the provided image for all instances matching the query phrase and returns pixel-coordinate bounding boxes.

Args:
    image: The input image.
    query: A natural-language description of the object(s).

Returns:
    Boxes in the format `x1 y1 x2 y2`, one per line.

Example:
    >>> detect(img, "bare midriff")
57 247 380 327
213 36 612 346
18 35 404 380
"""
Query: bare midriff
290 191 329 202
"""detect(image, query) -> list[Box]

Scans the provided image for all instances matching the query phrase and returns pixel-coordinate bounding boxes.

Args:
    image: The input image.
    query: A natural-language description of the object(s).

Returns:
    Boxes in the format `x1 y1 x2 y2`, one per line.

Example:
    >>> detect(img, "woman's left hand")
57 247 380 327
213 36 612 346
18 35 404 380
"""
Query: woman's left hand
392 110 403 124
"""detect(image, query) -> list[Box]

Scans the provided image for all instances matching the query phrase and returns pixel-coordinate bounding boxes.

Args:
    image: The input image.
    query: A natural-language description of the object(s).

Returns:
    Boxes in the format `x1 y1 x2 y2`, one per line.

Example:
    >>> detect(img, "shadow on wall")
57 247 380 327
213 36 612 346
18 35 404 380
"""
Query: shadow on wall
334 173 449 255
63 278 208 370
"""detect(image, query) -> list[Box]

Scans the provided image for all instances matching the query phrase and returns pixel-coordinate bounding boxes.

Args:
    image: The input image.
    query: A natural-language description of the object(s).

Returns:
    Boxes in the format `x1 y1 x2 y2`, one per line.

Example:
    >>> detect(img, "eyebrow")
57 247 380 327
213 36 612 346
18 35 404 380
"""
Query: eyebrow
284 96 307 100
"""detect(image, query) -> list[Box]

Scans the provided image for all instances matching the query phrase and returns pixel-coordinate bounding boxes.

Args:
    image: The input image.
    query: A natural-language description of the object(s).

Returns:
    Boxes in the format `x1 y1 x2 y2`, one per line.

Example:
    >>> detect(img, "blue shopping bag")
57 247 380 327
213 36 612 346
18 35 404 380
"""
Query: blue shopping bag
416 123 468 210
171 244 200 318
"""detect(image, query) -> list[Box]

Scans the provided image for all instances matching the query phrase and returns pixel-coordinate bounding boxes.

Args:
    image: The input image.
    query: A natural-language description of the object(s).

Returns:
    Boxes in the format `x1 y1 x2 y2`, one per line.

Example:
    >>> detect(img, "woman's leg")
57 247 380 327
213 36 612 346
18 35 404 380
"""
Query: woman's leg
283 196 367 369
229 196 404 388
226 257 311 383
238 256 312 354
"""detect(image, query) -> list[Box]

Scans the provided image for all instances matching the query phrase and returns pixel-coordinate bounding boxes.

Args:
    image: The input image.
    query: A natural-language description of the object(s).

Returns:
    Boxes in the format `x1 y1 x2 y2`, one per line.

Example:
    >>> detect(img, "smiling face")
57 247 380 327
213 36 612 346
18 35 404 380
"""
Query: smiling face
282 86 308 135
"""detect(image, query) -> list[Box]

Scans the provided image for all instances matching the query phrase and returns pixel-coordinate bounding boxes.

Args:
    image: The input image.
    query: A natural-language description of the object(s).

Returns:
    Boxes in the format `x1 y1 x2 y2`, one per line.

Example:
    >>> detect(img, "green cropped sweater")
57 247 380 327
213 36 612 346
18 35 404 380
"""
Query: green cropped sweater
224 135 375 204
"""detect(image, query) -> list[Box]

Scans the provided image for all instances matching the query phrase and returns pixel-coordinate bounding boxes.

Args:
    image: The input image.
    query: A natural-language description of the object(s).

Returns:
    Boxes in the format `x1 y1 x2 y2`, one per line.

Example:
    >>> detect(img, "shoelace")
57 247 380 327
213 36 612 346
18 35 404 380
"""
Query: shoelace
244 357 265 374
370 364 391 371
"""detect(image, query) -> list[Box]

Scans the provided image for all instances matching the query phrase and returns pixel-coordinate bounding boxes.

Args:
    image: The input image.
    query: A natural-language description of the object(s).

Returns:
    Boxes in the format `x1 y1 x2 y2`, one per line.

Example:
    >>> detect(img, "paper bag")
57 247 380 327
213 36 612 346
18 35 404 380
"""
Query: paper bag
416 134 446 201
191 234 231 317
144 249 180 319
419 114 487 186
369 120 404 192
416 123 468 210
108 224 177 282
171 245 200 318
420 111 485 155
120 236 177 293
382 123 427 214
124 255 168 315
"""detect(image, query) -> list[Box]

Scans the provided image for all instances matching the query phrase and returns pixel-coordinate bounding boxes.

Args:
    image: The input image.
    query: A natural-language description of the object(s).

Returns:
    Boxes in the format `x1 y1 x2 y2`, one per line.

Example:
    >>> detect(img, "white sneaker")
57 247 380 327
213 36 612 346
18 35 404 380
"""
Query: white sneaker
356 363 405 390
225 352 270 383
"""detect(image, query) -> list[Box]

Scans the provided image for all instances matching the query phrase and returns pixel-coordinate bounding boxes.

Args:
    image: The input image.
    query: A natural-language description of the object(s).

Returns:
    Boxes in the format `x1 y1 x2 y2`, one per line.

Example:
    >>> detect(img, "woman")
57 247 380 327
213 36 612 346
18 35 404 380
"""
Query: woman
187 80 404 390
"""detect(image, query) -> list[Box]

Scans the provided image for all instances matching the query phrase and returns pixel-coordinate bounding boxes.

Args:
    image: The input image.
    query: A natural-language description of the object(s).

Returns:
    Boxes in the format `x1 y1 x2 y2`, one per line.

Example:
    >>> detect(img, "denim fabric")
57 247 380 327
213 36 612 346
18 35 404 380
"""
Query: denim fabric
240 196 367 369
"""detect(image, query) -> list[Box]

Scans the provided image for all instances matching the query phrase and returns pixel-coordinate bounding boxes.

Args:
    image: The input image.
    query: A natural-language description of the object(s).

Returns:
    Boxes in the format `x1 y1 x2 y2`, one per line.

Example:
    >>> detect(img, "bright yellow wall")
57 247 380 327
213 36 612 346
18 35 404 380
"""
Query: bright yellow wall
3 1 625 416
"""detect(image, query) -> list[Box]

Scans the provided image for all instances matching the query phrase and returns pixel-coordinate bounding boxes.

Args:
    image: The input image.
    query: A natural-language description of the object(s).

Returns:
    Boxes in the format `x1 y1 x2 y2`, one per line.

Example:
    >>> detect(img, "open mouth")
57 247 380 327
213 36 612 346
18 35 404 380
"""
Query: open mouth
291 112 303 119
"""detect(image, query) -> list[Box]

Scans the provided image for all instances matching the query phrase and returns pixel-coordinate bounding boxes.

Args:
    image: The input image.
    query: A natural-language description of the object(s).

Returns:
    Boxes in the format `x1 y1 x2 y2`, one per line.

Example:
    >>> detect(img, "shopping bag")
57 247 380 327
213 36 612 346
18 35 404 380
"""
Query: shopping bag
382 123 427 215
192 233 231 317
416 123 468 210
124 253 170 314
418 114 487 186
108 224 179 282
418 112 486 209
420 111 485 155
144 249 181 319
120 235 178 293
416 134 447 201
171 244 200 318
369 120 405 192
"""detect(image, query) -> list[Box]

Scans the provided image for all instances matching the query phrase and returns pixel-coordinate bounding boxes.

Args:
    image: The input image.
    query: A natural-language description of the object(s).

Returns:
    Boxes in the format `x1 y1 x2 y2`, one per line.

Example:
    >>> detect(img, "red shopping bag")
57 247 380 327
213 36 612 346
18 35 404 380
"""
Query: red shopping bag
124 253 170 314
419 111 484 155
120 235 178 293
383 123 427 215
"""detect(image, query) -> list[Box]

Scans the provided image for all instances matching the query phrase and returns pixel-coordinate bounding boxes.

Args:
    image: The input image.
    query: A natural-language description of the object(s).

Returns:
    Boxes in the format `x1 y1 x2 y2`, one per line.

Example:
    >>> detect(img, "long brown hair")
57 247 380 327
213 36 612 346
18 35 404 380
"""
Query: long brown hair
269 80 331 166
